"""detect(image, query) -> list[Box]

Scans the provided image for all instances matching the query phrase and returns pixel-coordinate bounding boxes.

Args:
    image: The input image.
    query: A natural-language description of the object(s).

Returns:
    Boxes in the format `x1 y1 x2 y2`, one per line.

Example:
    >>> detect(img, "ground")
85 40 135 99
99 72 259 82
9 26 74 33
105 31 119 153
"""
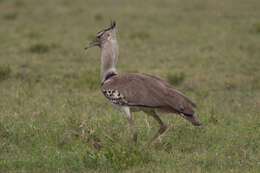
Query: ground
0 0 260 172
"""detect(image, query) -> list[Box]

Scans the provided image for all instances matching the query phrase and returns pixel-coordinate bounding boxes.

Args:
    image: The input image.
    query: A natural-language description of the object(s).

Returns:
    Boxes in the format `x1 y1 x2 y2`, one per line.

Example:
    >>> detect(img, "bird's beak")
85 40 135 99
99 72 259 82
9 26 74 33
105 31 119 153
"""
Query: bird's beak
84 37 100 50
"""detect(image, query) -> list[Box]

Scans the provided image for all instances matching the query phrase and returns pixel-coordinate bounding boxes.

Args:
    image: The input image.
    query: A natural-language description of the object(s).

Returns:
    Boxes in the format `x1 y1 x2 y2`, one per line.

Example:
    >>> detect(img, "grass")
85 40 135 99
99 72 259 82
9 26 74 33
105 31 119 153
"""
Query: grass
3 12 18 20
0 0 260 172
0 65 11 81
129 31 151 40
167 72 185 86
29 43 50 54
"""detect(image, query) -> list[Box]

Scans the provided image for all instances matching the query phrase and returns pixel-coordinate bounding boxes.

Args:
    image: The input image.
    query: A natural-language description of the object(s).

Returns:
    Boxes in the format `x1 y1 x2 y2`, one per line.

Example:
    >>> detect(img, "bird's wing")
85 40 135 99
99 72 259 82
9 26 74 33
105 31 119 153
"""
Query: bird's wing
101 73 196 115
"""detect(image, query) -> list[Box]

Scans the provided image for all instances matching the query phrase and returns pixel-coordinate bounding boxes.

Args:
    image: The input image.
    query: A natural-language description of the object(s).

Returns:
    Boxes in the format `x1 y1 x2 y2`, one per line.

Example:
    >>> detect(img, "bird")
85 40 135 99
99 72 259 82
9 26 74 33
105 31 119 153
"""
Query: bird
85 21 202 149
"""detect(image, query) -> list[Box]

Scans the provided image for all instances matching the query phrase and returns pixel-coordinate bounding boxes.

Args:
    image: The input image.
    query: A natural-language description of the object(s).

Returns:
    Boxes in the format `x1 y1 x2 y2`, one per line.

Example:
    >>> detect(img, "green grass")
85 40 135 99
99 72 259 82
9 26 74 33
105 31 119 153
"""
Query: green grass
1 0 260 172
29 43 51 54
0 65 11 81
167 72 185 86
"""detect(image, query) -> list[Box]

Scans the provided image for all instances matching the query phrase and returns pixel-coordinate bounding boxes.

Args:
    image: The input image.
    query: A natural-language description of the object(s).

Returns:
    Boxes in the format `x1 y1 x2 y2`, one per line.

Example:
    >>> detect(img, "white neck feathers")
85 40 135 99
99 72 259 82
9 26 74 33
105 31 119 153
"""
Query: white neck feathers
100 39 119 84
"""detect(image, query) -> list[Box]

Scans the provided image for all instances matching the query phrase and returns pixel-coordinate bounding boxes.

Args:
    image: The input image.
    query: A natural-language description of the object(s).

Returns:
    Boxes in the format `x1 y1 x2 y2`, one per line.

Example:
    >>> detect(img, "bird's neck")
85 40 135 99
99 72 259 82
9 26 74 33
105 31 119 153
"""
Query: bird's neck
100 40 119 84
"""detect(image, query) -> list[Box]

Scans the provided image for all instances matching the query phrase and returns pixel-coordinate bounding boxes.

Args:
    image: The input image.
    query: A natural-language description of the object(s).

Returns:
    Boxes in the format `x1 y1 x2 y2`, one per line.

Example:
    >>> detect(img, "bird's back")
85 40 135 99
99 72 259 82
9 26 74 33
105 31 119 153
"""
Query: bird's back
101 73 196 116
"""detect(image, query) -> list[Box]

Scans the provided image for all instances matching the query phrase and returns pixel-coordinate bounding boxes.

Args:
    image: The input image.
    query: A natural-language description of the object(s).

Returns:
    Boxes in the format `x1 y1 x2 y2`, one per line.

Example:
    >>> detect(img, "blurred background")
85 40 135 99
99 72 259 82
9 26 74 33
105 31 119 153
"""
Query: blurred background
0 0 260 172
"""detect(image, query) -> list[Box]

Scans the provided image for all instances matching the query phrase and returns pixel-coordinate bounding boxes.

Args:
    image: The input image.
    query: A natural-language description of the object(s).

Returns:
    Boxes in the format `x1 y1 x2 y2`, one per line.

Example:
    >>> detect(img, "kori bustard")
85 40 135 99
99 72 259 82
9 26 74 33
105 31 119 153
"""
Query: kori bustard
85 21 202 148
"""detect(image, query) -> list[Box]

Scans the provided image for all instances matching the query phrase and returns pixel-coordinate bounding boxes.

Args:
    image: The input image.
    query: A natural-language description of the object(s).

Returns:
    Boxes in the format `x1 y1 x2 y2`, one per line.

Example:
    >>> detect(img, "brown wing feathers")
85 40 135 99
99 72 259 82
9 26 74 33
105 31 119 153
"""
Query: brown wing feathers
101 73 196 116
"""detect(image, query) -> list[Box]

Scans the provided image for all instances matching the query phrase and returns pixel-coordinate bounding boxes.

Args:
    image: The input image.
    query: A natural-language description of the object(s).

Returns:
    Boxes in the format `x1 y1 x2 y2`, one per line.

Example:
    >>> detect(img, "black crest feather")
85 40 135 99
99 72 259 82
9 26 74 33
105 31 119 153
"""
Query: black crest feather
96 21 116 37
104 20 116 31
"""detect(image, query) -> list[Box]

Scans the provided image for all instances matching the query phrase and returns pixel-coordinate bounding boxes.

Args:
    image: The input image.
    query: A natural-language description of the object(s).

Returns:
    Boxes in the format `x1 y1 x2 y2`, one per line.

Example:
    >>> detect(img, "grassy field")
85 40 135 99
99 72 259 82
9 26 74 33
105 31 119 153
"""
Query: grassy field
1 0 260 172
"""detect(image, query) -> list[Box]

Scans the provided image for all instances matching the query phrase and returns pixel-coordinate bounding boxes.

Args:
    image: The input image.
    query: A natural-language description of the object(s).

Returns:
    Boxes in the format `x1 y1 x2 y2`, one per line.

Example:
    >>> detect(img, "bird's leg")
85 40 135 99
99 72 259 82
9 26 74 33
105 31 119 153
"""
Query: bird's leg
142 111 167 149
116 105 137 145
126 117 137 145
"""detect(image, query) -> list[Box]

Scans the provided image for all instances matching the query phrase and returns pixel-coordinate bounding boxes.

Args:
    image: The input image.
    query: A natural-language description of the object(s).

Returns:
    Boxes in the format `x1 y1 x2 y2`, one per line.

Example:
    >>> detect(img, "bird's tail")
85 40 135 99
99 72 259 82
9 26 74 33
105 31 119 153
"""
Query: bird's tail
181 113 202 126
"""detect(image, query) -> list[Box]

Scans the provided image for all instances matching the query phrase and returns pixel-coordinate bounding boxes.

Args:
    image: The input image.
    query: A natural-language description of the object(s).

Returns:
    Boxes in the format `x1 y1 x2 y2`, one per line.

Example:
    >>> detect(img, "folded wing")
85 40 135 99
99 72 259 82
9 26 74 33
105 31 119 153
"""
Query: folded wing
101 73 196 115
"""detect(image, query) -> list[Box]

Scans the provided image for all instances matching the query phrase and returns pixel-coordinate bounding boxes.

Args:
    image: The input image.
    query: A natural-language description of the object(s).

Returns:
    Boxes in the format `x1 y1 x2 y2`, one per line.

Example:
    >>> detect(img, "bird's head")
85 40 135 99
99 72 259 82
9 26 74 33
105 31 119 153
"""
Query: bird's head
85 21 117 50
